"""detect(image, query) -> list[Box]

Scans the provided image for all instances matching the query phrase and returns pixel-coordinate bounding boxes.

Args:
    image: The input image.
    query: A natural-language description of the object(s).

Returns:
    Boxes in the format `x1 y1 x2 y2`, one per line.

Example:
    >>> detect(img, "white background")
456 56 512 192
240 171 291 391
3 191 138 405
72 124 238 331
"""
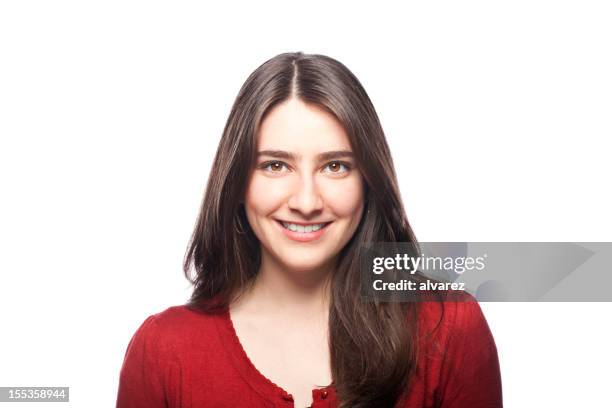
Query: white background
1 1 611 407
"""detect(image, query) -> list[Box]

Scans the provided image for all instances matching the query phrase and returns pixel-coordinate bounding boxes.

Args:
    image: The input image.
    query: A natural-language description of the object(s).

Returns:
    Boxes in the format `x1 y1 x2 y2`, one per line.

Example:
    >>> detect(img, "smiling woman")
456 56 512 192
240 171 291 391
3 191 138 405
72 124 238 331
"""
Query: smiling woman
245 98 365 273
116 52 503 408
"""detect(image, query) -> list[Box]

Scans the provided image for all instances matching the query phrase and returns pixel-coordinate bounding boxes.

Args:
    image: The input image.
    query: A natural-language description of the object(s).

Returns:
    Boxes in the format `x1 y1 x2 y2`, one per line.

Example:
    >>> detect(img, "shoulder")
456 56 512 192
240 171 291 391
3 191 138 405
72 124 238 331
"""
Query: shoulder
128 304 225 353
118 305 226 407
415 291 496 359
412 291 502 405
416 290 488 335
149 304 220 329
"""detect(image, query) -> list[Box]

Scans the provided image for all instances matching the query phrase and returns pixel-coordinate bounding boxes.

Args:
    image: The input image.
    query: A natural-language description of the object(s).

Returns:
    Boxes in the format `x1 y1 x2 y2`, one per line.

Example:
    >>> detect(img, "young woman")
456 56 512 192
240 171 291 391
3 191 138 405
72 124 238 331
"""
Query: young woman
116 52 503 408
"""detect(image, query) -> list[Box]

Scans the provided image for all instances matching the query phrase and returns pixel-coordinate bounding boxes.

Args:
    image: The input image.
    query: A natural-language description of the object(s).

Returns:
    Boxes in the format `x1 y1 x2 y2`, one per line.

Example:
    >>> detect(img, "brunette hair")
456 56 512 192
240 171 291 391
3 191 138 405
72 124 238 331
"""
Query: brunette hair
184 51 428 407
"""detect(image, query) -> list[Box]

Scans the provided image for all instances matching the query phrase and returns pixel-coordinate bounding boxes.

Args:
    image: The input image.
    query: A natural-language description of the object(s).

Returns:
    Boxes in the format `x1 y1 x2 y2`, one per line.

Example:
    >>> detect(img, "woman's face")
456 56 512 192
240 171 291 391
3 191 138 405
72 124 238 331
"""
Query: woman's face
244 98 365 273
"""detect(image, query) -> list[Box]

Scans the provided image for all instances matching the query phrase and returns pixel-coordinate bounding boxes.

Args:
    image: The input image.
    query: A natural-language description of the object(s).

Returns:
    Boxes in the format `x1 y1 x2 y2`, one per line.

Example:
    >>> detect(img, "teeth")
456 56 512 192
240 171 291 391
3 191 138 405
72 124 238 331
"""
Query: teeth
281 222 327 233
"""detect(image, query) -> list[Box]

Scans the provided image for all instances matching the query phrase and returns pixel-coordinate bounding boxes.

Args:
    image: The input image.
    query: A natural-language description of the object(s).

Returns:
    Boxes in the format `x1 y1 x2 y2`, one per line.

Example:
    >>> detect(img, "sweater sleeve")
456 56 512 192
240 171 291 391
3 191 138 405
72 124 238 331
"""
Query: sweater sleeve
436 298 503 408
116 315 168 408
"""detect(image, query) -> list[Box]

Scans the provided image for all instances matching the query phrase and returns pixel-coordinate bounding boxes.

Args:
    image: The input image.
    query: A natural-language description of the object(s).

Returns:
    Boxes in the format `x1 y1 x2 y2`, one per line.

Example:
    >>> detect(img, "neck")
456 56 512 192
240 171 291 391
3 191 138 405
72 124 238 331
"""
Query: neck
235 251 334 318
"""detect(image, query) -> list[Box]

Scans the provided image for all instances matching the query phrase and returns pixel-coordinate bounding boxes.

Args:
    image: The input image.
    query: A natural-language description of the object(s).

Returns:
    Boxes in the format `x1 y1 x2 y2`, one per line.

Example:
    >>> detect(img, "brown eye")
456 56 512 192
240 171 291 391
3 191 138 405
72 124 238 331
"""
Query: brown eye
261 160 289 173
323 161 350 174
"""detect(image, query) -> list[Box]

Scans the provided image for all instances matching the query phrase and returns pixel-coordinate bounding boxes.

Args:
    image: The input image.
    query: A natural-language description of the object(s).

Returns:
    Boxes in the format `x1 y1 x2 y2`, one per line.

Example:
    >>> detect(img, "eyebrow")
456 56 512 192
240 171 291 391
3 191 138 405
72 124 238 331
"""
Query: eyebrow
257 150 354 161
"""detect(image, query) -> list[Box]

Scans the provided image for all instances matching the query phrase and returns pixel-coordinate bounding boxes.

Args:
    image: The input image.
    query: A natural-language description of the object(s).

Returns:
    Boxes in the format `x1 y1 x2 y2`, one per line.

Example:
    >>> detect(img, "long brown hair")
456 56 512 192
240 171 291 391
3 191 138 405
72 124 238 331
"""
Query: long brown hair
184 51 426 407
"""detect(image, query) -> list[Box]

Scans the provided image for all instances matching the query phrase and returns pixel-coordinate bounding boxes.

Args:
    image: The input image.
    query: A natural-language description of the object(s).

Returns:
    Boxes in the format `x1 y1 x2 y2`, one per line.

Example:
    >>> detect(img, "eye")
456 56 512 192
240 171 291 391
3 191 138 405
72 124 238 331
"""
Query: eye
323 161 350 174
260 160 290 173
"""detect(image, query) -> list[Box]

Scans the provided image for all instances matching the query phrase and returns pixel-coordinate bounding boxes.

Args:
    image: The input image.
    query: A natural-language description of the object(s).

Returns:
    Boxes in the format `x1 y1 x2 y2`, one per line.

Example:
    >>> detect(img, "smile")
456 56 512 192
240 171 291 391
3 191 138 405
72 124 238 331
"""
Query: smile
281 221 329 233
274 220 333 242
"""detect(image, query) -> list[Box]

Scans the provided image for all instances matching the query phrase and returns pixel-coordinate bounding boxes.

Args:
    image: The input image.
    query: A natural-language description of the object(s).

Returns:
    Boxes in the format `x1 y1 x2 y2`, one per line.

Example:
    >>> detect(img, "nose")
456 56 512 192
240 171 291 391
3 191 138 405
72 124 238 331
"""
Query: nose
287 174 324 216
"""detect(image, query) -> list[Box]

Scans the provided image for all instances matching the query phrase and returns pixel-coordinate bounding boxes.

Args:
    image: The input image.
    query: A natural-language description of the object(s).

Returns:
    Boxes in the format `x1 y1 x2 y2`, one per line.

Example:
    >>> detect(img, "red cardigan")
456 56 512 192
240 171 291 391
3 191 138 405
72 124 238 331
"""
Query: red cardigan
116 295 502 407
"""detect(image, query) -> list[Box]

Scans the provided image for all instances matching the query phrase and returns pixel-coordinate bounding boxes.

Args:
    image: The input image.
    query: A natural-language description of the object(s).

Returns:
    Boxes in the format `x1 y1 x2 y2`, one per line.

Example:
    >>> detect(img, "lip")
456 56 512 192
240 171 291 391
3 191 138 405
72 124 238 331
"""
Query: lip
274 219 332 242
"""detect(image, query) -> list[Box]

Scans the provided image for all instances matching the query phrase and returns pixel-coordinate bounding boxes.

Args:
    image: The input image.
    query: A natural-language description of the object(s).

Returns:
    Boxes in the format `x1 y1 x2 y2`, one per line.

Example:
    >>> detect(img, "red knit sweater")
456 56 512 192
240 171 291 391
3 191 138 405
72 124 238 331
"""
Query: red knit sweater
116 295 502 407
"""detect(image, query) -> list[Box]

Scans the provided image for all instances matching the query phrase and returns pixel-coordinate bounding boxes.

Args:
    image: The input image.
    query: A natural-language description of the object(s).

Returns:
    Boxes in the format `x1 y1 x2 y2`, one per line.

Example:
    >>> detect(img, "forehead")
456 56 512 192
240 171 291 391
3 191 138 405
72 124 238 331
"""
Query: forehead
256 98 351 152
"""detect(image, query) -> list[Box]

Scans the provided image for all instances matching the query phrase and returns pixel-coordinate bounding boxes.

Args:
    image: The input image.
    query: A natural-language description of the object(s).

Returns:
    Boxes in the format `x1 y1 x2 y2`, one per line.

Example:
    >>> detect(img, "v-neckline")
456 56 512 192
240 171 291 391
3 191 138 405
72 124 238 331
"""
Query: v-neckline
215 304 336 407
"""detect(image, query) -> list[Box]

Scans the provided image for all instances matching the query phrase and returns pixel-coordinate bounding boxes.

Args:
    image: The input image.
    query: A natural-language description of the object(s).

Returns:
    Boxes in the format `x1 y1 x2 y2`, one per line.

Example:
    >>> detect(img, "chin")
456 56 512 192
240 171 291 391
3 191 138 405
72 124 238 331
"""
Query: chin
282 257 329 273
275 248 334 273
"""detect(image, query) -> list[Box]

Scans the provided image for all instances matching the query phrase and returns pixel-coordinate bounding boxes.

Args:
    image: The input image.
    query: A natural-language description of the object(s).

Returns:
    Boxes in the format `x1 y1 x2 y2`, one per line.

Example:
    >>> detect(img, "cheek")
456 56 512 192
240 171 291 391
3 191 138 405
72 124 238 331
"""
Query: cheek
245 174 289 216
320 177 364 219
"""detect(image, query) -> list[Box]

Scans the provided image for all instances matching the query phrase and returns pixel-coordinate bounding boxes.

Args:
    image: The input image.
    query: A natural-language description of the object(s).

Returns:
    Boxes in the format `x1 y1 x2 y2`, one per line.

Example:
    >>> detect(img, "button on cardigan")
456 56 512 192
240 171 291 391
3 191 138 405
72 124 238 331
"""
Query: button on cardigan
116 294 502 407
